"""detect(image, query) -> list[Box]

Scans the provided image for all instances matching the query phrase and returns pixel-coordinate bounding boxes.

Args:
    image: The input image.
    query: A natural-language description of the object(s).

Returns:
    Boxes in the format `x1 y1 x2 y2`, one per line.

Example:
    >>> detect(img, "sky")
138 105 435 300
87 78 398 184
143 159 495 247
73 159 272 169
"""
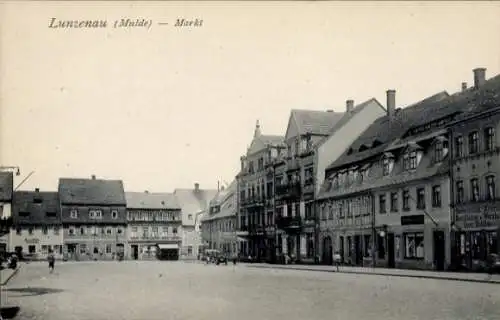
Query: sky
1 1 500 193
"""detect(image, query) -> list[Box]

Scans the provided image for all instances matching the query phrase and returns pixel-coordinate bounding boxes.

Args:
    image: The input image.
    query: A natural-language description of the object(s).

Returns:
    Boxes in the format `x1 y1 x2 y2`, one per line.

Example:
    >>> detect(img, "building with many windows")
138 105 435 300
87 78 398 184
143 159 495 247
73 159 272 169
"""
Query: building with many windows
201 181 238 256
275 100 385 263
448 68 500 271
174 183 217 259
237 121 285 262
126 191 182 260
8 189 63 260
59 175 127 260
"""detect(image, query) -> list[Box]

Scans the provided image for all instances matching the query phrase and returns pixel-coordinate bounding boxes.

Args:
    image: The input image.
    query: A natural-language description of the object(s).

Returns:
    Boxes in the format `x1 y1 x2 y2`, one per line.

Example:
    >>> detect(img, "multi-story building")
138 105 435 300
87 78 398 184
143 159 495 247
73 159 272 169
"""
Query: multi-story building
201 181 238 256
318 88 459 269
274 100 385 263
237 121 285 262
126 191 182 260
448 68 500 271
174 183 217 259
9 188 63 260
59 175 127 260
0 172 14 252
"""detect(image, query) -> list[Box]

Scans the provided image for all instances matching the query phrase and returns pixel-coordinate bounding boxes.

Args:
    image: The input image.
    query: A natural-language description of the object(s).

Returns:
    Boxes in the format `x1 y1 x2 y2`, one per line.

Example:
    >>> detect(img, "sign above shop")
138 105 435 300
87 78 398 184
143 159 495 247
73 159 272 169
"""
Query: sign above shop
401 215 425 226
25 238 40 244
456 205 500 229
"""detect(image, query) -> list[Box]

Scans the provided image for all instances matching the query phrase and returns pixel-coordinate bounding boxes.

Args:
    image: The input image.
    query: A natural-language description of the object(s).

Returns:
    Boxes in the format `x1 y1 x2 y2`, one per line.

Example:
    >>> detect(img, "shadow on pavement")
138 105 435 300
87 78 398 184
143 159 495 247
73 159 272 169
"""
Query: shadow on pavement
0 306 20 319
4 287 64 297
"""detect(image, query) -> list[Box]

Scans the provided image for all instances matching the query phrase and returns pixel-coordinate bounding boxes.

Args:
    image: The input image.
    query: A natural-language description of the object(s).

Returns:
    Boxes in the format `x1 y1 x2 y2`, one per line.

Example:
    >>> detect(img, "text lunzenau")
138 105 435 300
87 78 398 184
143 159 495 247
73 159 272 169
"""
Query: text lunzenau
49 18 108 28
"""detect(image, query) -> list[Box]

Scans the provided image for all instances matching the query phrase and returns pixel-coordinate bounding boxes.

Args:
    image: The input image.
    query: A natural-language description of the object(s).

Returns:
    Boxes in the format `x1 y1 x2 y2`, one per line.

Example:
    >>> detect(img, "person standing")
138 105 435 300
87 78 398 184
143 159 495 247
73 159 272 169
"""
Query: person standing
48 249 55 273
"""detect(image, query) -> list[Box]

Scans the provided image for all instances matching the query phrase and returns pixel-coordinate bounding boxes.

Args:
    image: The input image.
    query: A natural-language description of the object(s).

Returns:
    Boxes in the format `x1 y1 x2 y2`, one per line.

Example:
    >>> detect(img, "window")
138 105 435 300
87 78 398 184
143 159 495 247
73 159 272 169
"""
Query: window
69 227 75 236
70 209 78 218
456 181 464 204
402 189 410 211
434 142 444 162
106 244 112 254
80 227 85 235
432 185 441 208
390 192 398 212
42 226 48 235
404 233 424 259
382 158 391 176
80 244 87 254
395 236 401 260
28 227 34 235
379 194 386 213
111 210 118 219
468 131 479 154
470 178 479 202
53 226 59 235
484 127 495 151
454 136 464 158
173 227 177 234
16 228 21 235
90 210 102 219
28 245 36 254
117 228 123 235
486 175 496 200
187 246 193 255
403 151 418 170
107 228 112 235
416 188 425 209
188 214 193 220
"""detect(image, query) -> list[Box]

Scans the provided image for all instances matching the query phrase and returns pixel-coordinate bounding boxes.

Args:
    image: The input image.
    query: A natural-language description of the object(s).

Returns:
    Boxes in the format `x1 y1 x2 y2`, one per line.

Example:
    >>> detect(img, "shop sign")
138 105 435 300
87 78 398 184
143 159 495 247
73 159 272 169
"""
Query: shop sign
456 205 500 229
25 238 40 244
401 215 425 226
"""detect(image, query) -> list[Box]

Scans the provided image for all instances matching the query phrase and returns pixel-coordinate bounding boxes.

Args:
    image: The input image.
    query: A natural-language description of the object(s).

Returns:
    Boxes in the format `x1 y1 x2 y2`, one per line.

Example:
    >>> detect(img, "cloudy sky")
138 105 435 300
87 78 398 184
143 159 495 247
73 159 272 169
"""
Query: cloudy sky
1 1 500 192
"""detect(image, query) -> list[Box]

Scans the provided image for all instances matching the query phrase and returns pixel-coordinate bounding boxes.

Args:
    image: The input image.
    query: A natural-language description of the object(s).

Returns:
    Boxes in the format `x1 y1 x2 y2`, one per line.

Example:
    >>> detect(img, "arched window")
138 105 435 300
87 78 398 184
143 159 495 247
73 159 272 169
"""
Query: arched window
486 175 496 200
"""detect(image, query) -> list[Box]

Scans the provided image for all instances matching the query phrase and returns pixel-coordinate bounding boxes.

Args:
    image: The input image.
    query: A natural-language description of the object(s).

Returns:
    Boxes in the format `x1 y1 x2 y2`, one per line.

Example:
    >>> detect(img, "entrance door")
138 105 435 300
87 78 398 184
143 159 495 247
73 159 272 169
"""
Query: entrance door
322 236 333 265
354 235 362 265
434 230 446 271
339 236 345 264
131 245 139 260
387 233 395 268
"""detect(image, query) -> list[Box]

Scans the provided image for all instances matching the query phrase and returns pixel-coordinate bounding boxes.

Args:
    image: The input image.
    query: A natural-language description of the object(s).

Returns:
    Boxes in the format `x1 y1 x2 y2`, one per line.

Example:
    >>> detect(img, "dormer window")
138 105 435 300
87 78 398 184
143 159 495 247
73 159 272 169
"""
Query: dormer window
382 153 394 176
70 209 78 219
434 137 449 163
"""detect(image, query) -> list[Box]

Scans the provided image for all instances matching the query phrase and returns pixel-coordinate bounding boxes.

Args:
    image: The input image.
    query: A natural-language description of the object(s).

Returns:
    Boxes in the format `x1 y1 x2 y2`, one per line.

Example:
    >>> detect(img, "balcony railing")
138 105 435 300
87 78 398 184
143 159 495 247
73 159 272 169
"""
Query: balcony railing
275 215 302 231
130 235 181 241
275 182 301 198
245 196 265 208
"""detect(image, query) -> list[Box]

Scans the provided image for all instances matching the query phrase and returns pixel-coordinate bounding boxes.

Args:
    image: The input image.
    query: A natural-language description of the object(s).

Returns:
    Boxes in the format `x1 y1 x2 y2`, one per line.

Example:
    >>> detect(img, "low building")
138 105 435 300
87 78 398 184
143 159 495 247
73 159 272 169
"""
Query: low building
201 181 238 256
59 175 127 260
174 183 217 259
126 191 182 260
0 172 14 252
8 188 63 260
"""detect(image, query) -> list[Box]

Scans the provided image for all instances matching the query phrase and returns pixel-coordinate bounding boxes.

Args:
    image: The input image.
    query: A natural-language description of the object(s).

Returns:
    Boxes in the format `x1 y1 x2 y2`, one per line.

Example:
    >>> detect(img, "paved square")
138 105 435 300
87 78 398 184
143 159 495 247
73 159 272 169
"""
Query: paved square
2 261 500 320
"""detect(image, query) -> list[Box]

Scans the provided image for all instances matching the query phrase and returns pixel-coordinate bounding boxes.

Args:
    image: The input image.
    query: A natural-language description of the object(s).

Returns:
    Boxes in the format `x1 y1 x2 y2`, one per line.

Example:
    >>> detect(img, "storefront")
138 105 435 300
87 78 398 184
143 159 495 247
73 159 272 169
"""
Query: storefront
454 204 500 271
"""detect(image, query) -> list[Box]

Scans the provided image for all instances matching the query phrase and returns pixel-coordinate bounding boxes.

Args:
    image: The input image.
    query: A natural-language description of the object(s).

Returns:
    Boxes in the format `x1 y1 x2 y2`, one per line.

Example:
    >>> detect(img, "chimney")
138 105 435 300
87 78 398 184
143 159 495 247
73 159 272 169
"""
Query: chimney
346 100 354 113
326 109 334 113
194 183 200 192
144 190 149 194
473 68 486 88
386 90 396 119
461 82 468 92
35 188 40 193
91 175 96 180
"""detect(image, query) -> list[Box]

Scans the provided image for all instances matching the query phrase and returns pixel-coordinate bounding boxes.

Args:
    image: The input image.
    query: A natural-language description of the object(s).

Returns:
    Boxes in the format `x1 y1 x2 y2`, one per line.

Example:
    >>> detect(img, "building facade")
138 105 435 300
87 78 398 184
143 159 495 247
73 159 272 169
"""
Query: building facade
9 189 63 260
0 172 14 252
237 121 285 262
276 100 385 263
318 88 457 269
126 191 182 260
449 68 500 271
201 181 238 256
59 176 128 261
174 183 217 259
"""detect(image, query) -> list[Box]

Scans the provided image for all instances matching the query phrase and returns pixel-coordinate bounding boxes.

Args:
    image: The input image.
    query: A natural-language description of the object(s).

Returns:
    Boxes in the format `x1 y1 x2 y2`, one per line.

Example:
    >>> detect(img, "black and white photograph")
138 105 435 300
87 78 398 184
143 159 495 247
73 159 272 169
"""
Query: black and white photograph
0 1 500 319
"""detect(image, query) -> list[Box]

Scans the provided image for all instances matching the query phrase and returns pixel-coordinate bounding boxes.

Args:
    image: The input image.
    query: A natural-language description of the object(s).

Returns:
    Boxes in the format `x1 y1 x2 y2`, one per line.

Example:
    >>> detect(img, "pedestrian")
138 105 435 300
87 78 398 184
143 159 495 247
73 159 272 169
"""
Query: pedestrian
333 251 341 272
48 249 55 273
486 253 497 280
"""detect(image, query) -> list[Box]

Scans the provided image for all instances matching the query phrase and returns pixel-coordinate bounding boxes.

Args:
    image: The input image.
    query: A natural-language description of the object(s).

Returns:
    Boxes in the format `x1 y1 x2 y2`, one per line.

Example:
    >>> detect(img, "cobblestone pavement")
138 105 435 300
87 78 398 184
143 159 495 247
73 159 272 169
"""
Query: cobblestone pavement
1 261 500 320
243 263 500 284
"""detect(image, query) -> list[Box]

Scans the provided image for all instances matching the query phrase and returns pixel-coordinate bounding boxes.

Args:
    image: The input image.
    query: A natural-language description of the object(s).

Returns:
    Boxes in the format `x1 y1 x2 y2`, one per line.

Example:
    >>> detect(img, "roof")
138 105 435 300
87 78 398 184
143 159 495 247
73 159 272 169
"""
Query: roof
125 192 180 210
325 91 451 171
174 187 218 225
315 98 385 148
58 178 126 206
202 184 237 222
290 109 345 136
208 180 237 207
247 134 286 155
0 172 14 202
12 191 61 225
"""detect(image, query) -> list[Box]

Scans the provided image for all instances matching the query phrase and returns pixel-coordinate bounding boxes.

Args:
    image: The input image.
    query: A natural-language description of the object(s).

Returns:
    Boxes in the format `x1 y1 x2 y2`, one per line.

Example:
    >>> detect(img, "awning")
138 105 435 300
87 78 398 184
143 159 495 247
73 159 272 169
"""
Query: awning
157 244 179 250
237 237 248 242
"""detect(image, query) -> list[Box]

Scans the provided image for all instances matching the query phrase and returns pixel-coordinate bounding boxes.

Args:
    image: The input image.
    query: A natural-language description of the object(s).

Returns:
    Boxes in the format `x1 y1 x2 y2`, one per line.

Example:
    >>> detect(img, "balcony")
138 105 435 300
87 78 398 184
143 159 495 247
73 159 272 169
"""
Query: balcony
246 196 265 208
130 235 181 242
265 198 274 208
275 182 301 199
275 215 302 232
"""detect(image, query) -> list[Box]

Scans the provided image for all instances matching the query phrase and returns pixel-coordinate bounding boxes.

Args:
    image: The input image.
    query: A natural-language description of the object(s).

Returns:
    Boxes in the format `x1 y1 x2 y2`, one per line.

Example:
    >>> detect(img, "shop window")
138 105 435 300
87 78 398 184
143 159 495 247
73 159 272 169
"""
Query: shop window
28 245 36 254
80 244 87 254
363 234 372 257
41 245 49 254
404 233 424 259
187 246 193 255
395 235 401 260
377 235 385 259
106 244 112 254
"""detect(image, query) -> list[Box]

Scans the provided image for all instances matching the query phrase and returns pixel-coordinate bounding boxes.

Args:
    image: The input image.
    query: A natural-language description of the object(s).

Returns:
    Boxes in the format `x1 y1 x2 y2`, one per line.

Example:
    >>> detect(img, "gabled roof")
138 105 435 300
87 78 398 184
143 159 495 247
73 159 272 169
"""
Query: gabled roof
202 182 237 222
289 109 345 137
0 172 14 202
325 91 451 171
125 192 180 210
315 98 385 148
12 191 60 225
247 134 285 155
209 180 237 207
174 187 218 225
58 178 126 206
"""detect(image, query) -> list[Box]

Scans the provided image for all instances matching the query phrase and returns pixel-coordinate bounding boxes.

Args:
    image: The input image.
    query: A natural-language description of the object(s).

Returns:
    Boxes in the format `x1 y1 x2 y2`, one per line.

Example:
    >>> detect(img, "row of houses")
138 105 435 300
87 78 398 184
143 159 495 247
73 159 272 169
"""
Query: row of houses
224 67 500 271
0 175 217 261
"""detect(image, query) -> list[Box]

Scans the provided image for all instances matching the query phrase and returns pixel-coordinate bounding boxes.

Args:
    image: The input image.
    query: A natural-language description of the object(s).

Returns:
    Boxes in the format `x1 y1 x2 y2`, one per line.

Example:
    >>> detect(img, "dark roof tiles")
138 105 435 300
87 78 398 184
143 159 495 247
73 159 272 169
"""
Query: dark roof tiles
12 191 61 225
58 178 126 206
0 172 14 202
291 109 345 136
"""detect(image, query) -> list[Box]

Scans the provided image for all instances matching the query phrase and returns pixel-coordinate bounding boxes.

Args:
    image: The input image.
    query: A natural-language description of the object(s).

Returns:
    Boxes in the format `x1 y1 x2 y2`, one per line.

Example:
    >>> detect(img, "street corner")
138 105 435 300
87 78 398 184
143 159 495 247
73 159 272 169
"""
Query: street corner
0 265 21 286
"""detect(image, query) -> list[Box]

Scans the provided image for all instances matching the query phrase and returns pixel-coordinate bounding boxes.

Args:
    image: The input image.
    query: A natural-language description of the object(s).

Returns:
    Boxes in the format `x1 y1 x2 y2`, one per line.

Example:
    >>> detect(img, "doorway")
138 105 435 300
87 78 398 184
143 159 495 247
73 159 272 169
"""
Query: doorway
434 230 446 271
322 236 333 265
354 235 362 265
131 245 139 260
387 233 395 268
